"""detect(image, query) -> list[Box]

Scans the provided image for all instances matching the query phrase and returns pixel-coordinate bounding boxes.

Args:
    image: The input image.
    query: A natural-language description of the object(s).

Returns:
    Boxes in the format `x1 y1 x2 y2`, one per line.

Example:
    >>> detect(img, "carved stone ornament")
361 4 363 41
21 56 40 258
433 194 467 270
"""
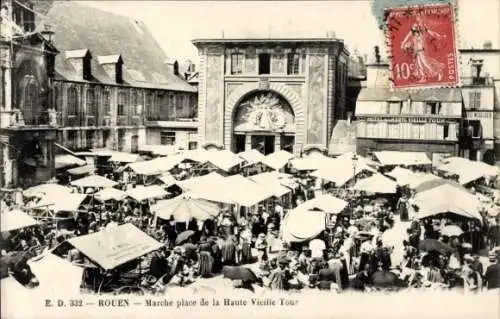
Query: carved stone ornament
234 92 294 132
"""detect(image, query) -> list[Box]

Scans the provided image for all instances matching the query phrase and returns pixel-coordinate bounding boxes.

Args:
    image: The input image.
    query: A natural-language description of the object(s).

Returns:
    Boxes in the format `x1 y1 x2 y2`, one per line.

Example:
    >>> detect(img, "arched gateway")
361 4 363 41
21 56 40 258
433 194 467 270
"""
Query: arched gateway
224 83 305 155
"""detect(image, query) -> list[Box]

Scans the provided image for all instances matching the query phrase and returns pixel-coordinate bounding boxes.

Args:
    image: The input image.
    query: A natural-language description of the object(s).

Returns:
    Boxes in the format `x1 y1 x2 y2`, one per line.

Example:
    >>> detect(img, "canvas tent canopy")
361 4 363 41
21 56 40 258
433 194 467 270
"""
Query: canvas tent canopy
295 194 348 215
71 175 117 188
238 149 266 164
152 196 220 223
374 151 432 166
34 193 88 213
438 157 499 185
157 173 179 187
261 150 295 170
248 174 292 198
1 209 39 232
202 150 246 172
414 184 482 221
289 153 335 171
64 223 163 270
222 175 276 207
126 185 169 202
55 154 86 169
125 155 186 176
108 152 140 163
353 173 398 194
23 183 73 198
282 209 326 243
66 164 95 176
28 253 84 295
94 187 127 202
139 145 181 157
311 157 375 187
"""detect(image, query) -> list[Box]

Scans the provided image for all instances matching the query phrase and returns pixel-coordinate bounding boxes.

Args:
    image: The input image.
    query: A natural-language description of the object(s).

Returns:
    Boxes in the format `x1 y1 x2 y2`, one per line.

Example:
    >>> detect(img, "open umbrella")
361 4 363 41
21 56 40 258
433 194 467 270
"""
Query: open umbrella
152 197 220 223
440 225 463 237
222 266 258 283
419 239 455 254
175 230 196 245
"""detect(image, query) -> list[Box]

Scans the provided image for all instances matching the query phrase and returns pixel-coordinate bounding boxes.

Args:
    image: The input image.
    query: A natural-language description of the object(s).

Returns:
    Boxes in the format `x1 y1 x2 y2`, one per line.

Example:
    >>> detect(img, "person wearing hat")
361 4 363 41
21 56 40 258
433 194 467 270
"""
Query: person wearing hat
326 251 344 292
484 250 500 289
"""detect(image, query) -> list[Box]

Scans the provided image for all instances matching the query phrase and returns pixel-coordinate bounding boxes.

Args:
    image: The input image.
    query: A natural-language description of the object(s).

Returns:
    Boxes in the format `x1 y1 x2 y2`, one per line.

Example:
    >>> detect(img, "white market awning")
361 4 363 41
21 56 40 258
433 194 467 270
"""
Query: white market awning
71 175 117 188
55 154 86 169
353 173 398 194
28 253 84 295
374 151 432 166
94 187 127 202
1 209 39 232
237 149 266 164
204 150 246 172
66 223 163 270
23 183 73 198
261 150 295 170
438 157 499 185
108 152 140 163
296 194 348 214
126 185 169 202
35 193 89 212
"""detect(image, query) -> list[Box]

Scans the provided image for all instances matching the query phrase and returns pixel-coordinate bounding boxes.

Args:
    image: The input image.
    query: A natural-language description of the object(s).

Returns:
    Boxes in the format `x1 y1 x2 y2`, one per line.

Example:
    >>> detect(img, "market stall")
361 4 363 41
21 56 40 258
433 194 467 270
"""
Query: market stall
1 209 39 233
353 174 398 194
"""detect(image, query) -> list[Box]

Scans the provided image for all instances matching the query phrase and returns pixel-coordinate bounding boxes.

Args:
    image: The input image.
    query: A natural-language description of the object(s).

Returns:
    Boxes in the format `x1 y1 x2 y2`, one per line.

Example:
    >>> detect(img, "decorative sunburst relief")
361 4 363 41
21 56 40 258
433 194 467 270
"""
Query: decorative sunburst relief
234 91 295 132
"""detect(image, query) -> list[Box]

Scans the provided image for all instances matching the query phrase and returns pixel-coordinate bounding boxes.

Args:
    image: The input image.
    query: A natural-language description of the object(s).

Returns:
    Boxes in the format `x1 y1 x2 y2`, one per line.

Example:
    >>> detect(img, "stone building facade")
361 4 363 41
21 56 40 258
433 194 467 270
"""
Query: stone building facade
193 38 349 155
43 1 198 154
355 59 462 162
1 0 59 187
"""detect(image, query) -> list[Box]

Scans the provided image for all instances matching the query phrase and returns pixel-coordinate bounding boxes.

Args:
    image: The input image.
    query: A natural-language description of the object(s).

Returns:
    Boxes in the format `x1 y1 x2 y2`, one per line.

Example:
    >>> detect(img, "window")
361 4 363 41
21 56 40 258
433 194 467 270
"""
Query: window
231 53 244 75
469 91 481 109
131 91 139 115
388 101 402 115
468 120 482 138
287 53 300 75
53 86 62 112
21 75 40 124
67 87 78 116
117 91 128 116
160 132 176 145
425 101 441 115
86 89 97 117
102 91 111 116
188 141 197 150
259 53 271 74
443 124 449 140
86 130 94 148
68 130 77 149
176 95 183 114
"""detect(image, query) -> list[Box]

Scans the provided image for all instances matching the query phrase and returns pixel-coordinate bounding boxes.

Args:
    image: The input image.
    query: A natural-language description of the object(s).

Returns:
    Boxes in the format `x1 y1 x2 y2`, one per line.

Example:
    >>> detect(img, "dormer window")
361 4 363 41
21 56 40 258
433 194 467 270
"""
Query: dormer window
387 97 402 115
98 55 124 84
425 101 442 115
66 49 92 81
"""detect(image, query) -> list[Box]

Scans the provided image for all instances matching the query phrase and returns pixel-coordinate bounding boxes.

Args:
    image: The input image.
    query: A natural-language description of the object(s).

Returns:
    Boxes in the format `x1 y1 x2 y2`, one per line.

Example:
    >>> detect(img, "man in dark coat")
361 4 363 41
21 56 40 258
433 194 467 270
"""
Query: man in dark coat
149 251 169 279
484 253 500 289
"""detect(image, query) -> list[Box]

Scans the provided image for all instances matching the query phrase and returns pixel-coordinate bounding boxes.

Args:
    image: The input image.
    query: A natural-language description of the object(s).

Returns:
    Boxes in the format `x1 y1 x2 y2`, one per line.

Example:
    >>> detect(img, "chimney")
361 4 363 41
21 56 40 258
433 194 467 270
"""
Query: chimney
66 49 92 80
374 46 381 64
165 59 179 76
98 55 124 84
346 112 352 125
173 61 179 76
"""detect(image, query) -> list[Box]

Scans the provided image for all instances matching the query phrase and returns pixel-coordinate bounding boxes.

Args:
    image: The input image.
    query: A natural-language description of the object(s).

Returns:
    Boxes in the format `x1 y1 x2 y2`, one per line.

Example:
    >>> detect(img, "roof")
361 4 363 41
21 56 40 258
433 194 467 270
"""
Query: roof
357 87 462 102
97 55 123 65
71 175 118 188
66 223 163 270
192 38 345 45
65 49 91 59
41 1 196 92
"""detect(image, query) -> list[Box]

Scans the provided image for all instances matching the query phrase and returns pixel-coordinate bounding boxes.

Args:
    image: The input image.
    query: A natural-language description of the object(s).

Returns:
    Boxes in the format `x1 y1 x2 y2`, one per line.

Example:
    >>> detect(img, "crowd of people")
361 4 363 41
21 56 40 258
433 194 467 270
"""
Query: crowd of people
1 153 499 295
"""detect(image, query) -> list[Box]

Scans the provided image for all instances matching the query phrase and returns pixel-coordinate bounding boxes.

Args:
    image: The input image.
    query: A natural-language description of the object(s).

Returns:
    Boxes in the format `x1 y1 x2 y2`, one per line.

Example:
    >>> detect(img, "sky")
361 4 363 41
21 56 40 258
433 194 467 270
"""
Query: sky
79 0 499 64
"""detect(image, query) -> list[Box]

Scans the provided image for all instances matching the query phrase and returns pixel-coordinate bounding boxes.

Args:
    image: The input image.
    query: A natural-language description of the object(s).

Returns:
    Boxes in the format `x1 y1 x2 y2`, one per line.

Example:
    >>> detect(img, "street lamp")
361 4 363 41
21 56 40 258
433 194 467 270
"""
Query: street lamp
352 154 358 183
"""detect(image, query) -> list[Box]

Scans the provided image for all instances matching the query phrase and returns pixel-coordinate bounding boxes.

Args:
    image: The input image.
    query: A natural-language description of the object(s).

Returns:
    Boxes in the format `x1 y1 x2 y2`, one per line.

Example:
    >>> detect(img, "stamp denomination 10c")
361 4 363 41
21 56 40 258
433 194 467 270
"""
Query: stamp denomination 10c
385 3 460 89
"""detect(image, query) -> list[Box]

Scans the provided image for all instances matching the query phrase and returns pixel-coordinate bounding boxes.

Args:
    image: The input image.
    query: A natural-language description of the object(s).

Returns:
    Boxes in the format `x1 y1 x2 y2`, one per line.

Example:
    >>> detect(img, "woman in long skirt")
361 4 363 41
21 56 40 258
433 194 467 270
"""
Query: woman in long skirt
198 251 214 278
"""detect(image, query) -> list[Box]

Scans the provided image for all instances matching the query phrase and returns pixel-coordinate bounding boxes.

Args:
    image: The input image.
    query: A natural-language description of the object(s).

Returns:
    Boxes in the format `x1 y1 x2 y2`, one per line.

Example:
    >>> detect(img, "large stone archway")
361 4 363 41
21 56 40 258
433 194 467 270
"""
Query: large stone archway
224 82 304 154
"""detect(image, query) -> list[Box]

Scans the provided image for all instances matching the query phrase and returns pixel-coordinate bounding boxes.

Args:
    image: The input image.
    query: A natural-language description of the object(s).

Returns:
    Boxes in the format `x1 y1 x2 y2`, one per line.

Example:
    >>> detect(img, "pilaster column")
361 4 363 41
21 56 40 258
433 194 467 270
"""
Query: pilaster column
275 134 281 151
245 134 252 151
